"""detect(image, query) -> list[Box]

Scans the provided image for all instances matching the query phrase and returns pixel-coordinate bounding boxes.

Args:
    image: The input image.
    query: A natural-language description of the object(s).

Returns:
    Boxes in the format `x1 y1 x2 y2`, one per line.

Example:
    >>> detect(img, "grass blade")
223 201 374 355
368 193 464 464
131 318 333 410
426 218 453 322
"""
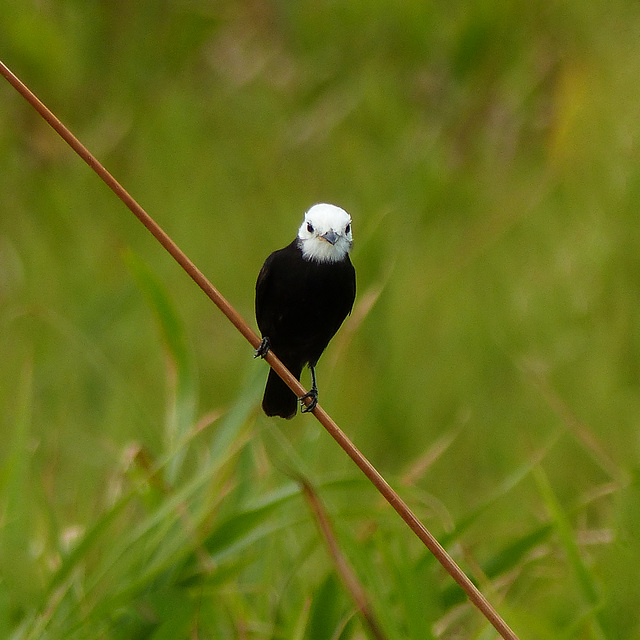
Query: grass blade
125 249 197 484
0 360 40 609
535 467 606 639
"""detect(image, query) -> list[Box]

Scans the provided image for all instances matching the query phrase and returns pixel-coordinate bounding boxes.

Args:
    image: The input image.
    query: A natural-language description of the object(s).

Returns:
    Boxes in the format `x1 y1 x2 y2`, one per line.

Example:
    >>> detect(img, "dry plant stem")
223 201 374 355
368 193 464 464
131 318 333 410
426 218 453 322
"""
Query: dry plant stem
0 59 519 640
300 478 387 640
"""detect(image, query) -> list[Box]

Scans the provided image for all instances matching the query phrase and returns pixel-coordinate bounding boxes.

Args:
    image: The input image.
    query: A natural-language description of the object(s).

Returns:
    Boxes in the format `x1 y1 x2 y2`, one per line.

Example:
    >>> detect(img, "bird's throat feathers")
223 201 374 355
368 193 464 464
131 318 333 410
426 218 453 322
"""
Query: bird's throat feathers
297 236 349 263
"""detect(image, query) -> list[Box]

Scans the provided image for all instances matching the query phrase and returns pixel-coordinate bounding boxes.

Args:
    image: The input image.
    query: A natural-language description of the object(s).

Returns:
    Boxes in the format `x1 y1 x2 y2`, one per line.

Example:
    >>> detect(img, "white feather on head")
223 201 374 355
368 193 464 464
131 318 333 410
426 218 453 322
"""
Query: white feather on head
297 203 353 263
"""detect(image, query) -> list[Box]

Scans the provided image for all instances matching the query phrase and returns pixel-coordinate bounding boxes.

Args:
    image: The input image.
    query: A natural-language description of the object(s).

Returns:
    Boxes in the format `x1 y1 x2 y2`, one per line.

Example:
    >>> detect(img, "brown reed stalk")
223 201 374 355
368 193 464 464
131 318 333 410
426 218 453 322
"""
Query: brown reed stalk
299 476 387 640
0 59 519 640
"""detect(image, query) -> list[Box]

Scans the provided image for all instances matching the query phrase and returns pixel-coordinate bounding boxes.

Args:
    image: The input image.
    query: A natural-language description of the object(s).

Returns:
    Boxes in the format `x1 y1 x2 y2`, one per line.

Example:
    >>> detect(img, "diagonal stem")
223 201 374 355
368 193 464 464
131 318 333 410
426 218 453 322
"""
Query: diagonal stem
0 58 518 640
300 477 387 640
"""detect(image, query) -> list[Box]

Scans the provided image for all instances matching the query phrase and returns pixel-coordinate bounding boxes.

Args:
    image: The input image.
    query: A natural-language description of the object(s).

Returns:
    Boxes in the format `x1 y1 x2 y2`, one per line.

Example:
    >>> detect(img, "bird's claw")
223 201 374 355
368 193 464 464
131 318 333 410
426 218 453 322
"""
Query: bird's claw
254 336 270 359
300 387 318 413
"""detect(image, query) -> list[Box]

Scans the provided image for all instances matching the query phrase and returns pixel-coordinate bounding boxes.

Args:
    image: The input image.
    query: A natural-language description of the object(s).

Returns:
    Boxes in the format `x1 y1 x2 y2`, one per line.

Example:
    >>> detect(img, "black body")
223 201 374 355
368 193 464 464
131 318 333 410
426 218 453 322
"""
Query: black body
255 239 356 418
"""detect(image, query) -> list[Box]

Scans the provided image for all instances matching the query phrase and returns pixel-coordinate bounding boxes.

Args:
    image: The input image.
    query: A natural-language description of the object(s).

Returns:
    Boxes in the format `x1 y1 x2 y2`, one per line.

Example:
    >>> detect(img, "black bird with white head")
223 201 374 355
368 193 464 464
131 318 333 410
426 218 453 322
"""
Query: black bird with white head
255 203 356 418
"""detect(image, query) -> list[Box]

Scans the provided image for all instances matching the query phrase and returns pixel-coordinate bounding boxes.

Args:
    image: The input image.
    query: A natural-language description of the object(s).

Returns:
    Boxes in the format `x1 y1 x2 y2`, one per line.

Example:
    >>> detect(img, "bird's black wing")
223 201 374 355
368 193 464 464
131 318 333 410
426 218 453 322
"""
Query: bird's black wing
255 241 303 344
255 249 277 339
255 243 306 418
345 258 356 316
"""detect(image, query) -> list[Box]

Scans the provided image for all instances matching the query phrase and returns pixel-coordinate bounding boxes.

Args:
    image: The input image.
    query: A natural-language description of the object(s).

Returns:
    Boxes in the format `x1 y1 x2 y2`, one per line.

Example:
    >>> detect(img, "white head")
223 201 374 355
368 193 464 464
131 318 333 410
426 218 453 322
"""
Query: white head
297 203 353 263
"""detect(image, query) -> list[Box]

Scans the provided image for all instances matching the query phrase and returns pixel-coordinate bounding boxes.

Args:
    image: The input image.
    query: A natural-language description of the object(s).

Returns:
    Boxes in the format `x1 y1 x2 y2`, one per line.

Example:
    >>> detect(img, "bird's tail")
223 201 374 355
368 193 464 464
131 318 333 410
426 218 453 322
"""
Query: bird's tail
262 366 301 419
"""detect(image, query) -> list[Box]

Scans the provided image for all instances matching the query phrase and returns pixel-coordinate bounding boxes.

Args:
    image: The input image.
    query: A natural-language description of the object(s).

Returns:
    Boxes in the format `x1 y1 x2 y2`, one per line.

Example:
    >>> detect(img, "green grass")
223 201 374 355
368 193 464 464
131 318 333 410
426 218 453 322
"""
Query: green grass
3 1 640 637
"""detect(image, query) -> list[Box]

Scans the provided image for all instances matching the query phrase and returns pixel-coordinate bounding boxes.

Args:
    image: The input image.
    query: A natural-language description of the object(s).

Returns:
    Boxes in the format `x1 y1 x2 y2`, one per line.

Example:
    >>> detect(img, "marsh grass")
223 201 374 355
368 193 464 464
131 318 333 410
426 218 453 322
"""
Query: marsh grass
3 1 640 638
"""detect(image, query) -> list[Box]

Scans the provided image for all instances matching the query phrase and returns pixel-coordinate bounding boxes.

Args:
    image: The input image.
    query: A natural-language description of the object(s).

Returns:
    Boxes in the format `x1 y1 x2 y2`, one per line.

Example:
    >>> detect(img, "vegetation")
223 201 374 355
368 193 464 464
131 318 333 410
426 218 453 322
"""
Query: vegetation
2 1 640 637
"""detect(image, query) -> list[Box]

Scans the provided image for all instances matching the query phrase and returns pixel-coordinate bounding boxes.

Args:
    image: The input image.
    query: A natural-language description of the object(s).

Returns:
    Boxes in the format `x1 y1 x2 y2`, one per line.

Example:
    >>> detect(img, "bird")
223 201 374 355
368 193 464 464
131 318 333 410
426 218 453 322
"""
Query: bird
255 203 356 419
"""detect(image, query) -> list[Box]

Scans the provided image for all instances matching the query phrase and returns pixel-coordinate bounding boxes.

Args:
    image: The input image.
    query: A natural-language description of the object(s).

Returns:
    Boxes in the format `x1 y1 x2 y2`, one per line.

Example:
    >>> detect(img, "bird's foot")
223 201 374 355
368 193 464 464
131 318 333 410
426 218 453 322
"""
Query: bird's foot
254 336 270 359
300 387 318 413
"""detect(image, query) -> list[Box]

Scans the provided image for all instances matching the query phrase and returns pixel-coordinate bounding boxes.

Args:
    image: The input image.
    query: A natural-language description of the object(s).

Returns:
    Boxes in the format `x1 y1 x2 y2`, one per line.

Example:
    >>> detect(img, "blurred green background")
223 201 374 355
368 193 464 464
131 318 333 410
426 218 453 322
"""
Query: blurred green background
2 1 640 638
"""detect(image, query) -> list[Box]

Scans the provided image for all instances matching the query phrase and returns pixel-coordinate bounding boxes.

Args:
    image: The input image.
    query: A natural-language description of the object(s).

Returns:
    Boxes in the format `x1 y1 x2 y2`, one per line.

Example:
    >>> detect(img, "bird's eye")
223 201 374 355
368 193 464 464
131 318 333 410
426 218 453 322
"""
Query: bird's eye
345 223 351 234
307 222 314 233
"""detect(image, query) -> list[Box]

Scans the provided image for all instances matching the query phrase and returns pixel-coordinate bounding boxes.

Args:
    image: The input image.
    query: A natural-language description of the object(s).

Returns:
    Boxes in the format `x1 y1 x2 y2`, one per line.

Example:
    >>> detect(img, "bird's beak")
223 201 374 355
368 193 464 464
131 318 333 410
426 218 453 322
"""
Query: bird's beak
321 230 339 245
